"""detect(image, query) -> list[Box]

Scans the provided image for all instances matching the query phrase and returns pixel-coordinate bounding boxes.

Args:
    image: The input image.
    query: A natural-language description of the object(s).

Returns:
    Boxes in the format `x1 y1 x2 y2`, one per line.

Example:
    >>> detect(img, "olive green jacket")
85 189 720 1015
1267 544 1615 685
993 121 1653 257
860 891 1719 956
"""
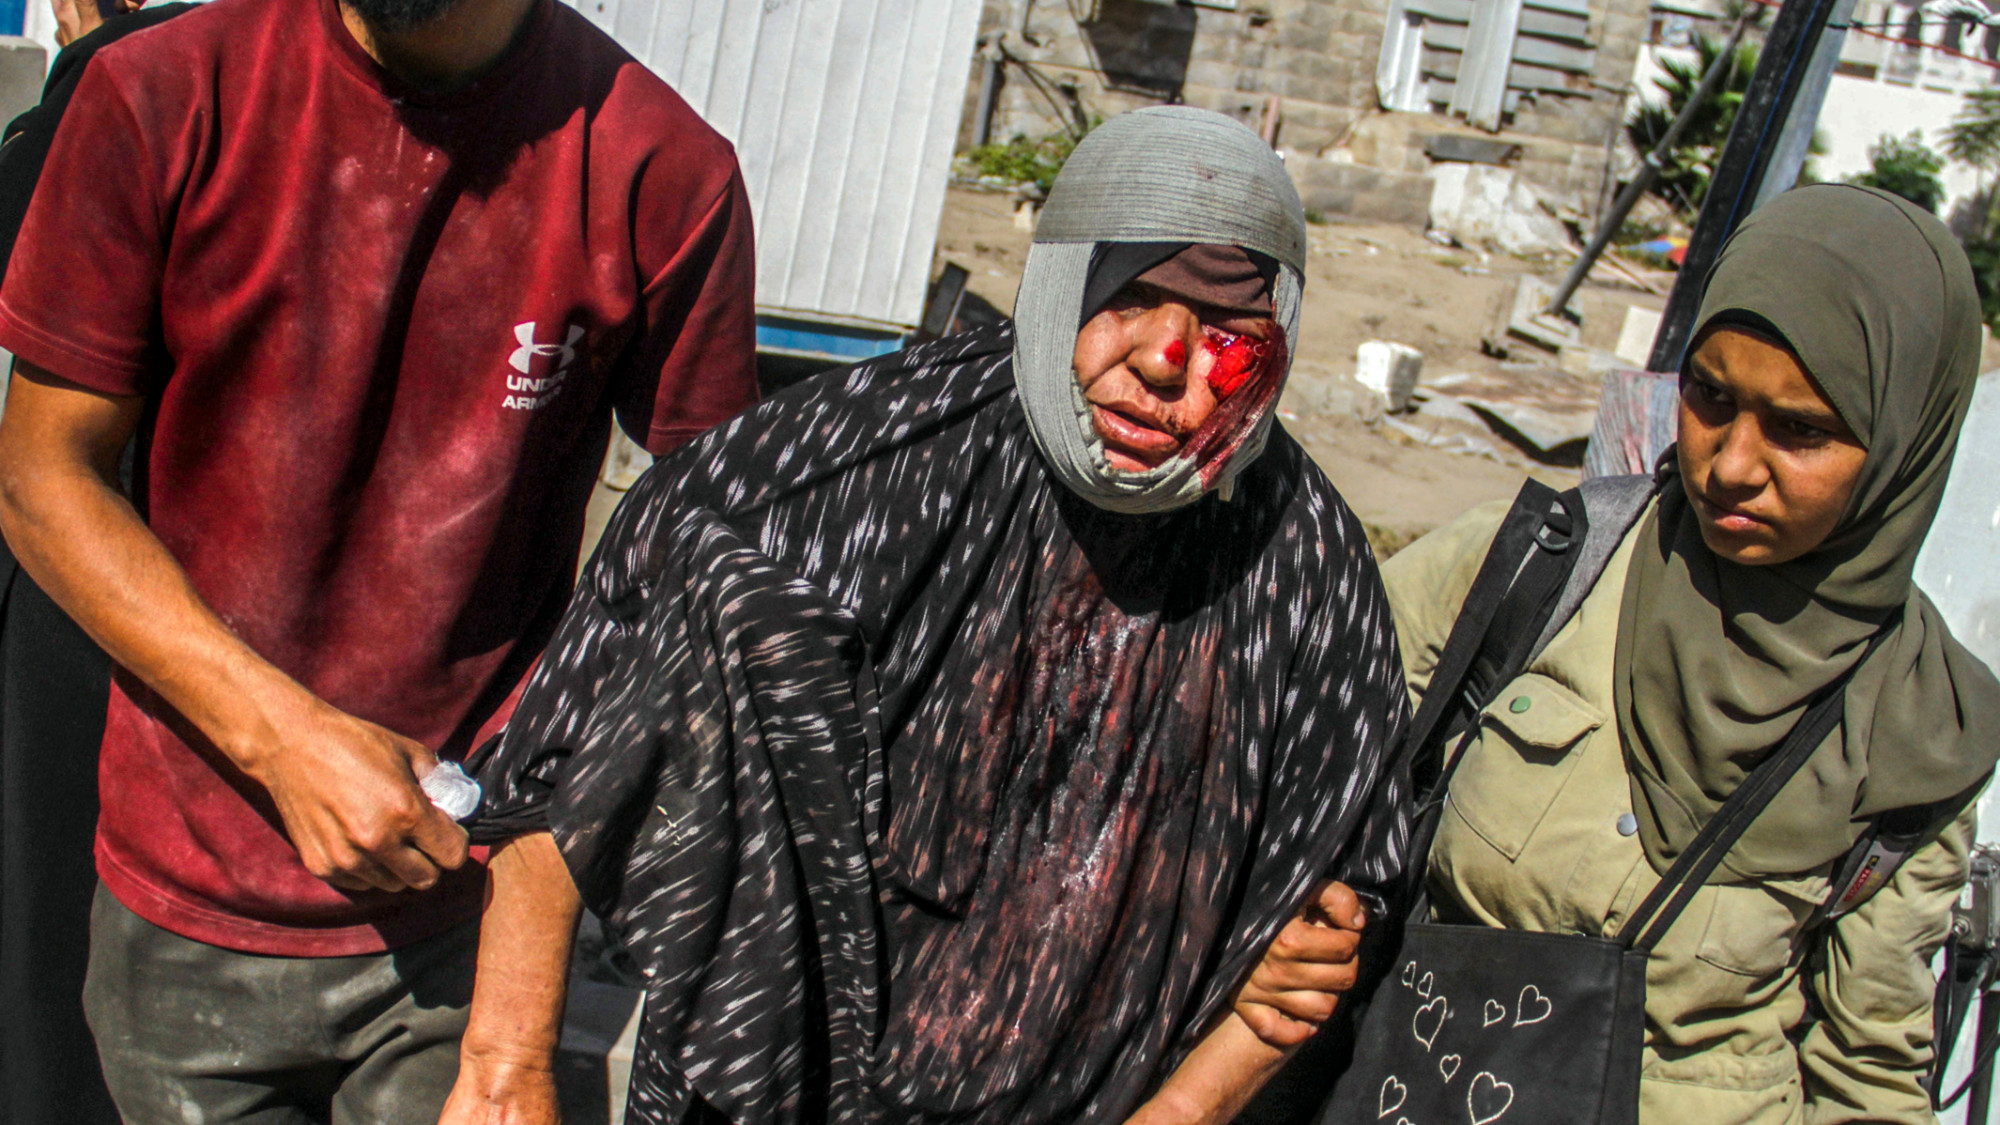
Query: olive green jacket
1382 499 1974 1125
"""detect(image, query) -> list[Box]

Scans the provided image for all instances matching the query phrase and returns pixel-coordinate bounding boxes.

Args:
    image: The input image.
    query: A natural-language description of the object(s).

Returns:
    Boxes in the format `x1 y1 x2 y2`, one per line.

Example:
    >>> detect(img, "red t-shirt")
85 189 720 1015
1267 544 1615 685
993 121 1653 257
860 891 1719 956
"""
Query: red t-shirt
0 0 758 955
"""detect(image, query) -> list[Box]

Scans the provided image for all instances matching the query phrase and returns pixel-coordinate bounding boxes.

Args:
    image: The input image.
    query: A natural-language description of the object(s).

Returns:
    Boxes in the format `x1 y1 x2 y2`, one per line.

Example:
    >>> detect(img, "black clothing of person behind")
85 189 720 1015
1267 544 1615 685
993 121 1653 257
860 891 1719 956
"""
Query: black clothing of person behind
0 7 192 1123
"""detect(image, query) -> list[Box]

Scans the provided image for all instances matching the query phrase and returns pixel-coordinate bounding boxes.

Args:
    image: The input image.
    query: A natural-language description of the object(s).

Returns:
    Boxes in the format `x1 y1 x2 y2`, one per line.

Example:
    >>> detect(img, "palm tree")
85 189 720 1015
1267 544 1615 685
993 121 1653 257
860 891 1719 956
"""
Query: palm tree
1946 88 2000 237
1941 87 2000 324
1626 32 1763 214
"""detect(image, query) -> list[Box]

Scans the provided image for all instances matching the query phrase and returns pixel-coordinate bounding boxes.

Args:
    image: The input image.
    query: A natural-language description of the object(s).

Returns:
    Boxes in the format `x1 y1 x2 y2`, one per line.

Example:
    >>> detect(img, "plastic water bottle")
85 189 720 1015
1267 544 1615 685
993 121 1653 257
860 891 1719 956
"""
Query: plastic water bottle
420 760 482 822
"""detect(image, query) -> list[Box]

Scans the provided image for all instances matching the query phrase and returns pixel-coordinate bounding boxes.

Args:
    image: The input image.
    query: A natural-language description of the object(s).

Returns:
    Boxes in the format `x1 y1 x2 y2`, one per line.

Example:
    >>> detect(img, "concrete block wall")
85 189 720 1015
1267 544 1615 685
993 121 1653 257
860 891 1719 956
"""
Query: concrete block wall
0 37 44 129
964 0 1649 223
970 0 1378 155
1498 0 1652 202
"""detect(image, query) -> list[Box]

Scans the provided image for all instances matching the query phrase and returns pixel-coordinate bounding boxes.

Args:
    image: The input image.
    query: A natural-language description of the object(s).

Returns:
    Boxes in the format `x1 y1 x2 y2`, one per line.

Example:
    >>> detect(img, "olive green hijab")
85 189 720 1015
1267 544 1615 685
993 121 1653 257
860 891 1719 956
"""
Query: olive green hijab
1616 184 2000 879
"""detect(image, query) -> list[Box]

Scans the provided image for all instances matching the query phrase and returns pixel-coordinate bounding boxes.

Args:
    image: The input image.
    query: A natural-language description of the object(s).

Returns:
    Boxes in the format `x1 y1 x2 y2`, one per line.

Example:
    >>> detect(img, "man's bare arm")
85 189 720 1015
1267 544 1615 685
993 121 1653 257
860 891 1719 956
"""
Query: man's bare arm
441 831 582 1125
0 361 466 891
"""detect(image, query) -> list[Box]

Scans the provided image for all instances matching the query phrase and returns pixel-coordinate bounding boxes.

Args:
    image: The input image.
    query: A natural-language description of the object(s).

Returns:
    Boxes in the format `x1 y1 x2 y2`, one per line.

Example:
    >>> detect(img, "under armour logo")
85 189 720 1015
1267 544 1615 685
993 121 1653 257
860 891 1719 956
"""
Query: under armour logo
509 321 584 375
502 320 586 412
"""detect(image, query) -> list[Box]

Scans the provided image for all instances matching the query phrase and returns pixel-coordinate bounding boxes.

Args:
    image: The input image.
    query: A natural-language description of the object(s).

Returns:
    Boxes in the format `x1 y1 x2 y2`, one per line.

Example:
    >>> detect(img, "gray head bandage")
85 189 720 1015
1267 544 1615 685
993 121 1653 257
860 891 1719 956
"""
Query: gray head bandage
1012 106 1307 514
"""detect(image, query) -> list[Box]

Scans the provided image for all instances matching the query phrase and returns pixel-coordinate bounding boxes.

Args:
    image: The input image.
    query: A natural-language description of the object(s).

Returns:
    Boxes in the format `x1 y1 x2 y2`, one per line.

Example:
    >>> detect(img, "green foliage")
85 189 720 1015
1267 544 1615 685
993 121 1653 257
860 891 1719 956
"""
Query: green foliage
962 125 1095 195
1625 32 1760 215
1846 131 1947 213
1960 231 2000 327
1947 90 2000 244
1947 89 2000 174
1612 214 1671 246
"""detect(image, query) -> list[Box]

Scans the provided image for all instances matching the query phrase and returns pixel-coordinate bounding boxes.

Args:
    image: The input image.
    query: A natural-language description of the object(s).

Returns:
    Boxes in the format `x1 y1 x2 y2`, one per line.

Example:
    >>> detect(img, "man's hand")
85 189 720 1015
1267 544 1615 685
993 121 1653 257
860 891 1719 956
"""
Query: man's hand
0 362 466 894
1232 880 1368 1047
51 0 142 46
240 696 468 894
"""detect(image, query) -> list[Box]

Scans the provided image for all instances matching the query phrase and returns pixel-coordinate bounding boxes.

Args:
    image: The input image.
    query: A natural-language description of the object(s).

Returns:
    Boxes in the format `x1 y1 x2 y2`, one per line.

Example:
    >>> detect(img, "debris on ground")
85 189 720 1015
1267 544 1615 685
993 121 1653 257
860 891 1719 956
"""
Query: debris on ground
1354 340 1424 411
1427 164 1572 260
1484 275 1583 357
1582 367 1680 478
1613 305 1664 367
1426 366 1603 466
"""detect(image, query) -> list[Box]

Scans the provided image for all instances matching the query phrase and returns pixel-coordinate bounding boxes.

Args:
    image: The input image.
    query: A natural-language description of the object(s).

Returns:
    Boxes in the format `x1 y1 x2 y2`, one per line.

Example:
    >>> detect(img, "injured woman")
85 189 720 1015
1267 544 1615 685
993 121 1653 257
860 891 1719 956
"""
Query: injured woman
441 107 1412 1125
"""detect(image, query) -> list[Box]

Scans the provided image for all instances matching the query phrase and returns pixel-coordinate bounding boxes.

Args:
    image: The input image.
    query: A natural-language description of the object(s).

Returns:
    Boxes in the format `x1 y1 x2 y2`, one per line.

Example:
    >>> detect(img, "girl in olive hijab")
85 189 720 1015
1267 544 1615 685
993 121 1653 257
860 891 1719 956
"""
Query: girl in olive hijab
1361 183 2000 1123
1620 185 2000 881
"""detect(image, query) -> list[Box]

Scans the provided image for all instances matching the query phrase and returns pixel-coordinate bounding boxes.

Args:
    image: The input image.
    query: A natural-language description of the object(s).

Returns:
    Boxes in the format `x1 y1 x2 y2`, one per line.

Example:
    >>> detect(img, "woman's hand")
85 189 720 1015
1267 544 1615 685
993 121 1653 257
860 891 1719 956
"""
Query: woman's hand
1233 880 1368 1047
437 833 582 1125
438 1049 560 1125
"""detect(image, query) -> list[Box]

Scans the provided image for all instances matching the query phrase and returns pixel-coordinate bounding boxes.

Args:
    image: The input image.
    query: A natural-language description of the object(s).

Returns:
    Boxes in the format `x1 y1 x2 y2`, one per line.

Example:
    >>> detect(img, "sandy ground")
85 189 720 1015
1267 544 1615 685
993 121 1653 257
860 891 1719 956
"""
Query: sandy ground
584 185 2000 563
933 186 1662 552
940 186 2000 556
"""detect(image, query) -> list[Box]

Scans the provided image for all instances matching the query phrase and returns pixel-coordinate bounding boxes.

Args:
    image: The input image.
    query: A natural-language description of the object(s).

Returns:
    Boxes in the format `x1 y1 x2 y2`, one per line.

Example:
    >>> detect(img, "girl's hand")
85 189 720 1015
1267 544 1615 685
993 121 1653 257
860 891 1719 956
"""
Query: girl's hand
1232 880 1368 1047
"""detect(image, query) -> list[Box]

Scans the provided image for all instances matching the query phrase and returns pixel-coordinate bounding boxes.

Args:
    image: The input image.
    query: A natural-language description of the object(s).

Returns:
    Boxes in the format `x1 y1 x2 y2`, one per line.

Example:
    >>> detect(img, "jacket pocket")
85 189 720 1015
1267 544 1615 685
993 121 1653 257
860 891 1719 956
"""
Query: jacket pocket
1445 672 1606 861
1695 877 1822 978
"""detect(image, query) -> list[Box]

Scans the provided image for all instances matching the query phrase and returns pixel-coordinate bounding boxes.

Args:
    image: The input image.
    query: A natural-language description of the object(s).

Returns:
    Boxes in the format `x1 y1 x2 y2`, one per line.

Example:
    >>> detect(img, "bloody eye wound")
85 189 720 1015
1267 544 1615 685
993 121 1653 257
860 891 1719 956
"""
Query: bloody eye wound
1162 338 1187 368
1202 328 1269 398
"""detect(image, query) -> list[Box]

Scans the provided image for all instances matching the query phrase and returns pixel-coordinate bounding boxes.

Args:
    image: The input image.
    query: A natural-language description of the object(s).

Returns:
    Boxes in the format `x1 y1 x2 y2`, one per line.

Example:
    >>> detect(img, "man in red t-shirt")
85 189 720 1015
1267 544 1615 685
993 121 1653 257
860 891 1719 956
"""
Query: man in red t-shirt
0 0 758 1115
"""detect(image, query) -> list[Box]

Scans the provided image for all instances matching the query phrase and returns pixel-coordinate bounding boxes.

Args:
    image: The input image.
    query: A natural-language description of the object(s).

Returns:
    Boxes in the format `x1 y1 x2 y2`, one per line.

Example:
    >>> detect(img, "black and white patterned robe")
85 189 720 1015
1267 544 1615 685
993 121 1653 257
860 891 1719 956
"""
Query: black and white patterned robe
471 324 1411 1125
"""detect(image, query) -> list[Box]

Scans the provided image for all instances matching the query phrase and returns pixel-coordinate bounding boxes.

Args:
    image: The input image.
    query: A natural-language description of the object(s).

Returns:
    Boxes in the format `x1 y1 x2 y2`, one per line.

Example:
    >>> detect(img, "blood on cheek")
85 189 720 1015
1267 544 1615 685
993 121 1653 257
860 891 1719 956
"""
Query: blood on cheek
1201 329 1271 399
1162 338 1187 368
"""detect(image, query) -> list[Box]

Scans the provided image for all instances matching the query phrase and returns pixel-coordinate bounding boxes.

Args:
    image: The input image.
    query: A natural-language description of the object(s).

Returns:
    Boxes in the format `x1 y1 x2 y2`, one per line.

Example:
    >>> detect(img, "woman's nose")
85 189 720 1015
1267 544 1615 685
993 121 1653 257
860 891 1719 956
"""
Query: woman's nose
1709 417 1771 493
1130 305 1196 388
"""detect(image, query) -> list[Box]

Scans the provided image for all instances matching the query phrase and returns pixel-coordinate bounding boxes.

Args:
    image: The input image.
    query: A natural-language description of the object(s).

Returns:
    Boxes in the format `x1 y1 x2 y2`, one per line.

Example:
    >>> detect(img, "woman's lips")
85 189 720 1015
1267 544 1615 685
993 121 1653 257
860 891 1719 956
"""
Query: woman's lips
1693 491 1768 534
1091 403 1182 466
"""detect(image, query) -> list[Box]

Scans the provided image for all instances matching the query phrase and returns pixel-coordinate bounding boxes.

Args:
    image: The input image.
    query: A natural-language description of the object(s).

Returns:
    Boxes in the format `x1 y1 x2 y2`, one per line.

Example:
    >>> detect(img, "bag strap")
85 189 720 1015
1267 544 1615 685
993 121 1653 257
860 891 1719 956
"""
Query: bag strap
1526 473 1656 667
1615 629 1893 953
1397 480 1587 907
1406 479 1586 796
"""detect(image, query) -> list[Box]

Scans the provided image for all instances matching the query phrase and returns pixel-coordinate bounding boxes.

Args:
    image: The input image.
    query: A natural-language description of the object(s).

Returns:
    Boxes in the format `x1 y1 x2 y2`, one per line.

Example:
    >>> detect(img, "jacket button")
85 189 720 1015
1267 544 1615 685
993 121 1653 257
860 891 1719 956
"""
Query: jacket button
1617 813 1639 836
1508 695 1532 714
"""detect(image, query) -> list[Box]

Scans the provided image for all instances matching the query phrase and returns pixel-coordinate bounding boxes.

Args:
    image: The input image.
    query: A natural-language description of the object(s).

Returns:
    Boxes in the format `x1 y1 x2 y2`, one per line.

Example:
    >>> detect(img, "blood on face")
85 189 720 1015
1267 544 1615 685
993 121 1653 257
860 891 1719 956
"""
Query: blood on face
1201 328 1271 399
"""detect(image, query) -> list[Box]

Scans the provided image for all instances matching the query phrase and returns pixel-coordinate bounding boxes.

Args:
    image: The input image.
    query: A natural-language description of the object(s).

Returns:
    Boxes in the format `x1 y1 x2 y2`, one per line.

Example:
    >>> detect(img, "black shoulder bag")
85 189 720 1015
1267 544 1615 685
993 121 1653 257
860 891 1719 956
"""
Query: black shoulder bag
1317 478 1887 1125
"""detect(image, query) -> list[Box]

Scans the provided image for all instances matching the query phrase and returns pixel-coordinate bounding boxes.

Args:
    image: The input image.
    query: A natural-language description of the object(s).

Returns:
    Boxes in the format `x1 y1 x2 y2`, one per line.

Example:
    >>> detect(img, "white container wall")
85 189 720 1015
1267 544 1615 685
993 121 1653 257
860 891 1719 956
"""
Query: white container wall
565 0 984 331
1921 369 2000 1125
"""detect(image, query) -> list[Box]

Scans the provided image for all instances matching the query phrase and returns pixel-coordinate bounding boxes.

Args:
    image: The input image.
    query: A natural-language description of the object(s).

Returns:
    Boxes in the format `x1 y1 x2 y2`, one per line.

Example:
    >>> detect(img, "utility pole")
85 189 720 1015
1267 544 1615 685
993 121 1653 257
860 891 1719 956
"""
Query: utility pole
1543 17 1750 322
1647 0 1849 373
1752 0 1859 210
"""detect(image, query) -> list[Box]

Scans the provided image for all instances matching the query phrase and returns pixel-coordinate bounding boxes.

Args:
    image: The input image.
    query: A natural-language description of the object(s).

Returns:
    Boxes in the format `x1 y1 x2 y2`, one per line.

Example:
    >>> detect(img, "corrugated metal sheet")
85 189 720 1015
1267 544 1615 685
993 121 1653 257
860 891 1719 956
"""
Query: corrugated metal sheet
1424 22 1596 70
1449 0 1524 128
1409 0 1592 42
1414 0 1596 121
565 0 983 330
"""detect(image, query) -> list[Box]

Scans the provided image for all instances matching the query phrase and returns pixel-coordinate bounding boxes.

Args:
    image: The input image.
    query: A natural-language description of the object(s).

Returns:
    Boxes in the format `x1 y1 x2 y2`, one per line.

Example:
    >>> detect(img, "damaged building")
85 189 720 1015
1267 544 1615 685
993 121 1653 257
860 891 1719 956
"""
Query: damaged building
962 0 1652 226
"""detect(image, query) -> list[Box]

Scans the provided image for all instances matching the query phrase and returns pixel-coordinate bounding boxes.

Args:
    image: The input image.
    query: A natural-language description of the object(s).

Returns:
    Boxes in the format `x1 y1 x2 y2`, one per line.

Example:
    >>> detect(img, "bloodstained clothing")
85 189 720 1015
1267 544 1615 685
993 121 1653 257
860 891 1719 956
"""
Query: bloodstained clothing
470 325 1412 1124
0 0 758 955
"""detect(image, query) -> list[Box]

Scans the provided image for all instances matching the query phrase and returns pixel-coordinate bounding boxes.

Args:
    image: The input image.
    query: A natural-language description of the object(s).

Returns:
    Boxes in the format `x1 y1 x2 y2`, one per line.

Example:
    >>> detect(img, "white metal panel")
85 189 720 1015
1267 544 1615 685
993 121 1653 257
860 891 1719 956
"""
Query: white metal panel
1450 0 1526 129
1379 3 1432 111
1425 21 1595 70
19 4 56 69
1410 0 1591 43
566 0 983 329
